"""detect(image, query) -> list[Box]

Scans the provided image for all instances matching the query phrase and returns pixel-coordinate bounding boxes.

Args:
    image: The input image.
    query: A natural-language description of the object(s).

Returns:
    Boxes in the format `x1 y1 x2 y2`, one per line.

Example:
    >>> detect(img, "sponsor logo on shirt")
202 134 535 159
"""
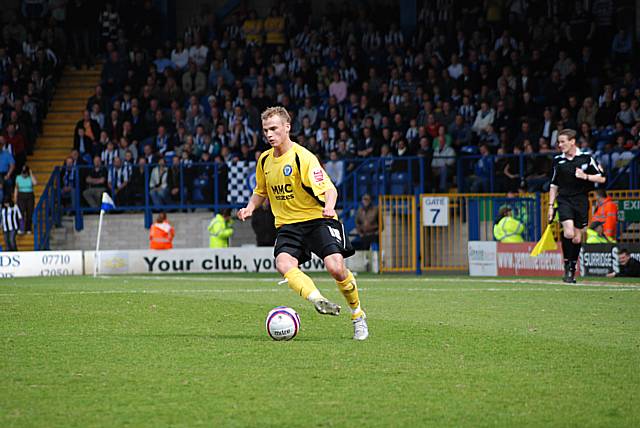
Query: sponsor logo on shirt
312 168 324 182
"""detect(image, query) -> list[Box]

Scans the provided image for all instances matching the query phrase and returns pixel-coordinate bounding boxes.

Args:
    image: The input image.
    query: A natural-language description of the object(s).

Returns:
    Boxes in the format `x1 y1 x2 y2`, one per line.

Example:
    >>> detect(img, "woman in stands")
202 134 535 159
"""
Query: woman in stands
14 164 37 235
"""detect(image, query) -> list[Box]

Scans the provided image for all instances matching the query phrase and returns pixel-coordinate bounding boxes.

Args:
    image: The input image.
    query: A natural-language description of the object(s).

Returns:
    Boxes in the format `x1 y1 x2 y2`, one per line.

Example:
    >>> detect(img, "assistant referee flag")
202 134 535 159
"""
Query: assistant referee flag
530 225 557 257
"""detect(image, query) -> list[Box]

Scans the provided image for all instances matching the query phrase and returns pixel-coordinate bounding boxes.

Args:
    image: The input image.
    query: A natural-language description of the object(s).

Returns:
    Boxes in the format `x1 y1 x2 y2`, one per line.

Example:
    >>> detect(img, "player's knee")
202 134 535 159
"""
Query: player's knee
324 255 346 280
276 254 297 275
563 229 575 240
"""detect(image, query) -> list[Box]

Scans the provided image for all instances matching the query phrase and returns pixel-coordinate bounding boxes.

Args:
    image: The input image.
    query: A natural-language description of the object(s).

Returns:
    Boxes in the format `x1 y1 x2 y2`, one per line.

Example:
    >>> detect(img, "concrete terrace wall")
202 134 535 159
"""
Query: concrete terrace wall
50 212 258 251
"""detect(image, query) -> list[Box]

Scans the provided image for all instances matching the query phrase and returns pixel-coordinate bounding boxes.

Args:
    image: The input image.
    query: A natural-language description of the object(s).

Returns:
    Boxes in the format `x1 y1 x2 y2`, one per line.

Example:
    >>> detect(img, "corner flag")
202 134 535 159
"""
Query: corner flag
101 193 115 213
530 225 557 257
95 192 115 277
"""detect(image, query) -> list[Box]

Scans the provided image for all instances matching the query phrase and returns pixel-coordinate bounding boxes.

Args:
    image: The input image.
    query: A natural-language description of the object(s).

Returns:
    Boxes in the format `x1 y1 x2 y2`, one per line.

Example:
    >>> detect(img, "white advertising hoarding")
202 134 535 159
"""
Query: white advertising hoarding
85 247 371 275
468 241 498 276
0 251 84 278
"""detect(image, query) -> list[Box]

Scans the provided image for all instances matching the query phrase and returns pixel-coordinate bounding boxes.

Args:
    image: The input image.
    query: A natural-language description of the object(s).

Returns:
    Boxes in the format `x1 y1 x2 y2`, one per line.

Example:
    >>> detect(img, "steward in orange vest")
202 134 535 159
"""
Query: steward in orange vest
149 212 175 250
591 189 617 240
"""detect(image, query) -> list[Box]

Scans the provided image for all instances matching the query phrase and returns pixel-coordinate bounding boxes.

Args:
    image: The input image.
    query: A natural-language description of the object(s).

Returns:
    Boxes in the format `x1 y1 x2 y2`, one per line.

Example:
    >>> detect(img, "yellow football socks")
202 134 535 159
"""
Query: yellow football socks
284 268 322 301
336 270 363 319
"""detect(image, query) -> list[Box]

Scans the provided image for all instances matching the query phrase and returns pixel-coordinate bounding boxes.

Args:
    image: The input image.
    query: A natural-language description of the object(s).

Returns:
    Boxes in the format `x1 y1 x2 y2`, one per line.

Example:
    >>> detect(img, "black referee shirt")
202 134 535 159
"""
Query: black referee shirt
549 150 603 197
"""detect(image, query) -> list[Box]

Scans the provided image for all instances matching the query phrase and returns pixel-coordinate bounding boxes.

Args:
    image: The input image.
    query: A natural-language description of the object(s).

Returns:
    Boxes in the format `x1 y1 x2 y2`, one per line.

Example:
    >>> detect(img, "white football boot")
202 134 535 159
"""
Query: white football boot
352 313 369 341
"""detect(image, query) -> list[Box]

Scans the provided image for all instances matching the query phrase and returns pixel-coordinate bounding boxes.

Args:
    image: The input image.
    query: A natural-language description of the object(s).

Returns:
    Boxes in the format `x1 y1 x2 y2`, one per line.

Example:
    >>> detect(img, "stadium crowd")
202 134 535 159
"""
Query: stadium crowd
0 2 64 240
44 0 640 211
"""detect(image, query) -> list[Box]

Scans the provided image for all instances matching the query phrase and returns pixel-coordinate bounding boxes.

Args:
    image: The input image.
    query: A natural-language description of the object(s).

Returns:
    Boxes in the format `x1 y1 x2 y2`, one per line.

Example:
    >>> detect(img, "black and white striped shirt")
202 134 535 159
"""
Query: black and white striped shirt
0 205 21 232
108 164 132 188
384 30 403 47
101 149 118 166
290 83 310 101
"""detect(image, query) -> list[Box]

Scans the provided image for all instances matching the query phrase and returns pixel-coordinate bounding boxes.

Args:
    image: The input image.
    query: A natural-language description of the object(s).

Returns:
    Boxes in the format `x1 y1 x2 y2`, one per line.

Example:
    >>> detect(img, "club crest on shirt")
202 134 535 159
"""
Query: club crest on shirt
283 164 293 176
312 168 324 182
581 163 588 170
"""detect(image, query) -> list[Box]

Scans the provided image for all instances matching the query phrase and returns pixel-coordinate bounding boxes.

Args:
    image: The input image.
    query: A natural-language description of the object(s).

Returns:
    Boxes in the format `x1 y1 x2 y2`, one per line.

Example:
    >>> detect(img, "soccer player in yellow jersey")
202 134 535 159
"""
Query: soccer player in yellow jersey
238 106 368 340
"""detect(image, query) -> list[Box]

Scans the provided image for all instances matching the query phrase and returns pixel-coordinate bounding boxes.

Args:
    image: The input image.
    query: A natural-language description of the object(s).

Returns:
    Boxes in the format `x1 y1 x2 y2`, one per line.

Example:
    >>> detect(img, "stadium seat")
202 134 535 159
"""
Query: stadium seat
357 173 370 197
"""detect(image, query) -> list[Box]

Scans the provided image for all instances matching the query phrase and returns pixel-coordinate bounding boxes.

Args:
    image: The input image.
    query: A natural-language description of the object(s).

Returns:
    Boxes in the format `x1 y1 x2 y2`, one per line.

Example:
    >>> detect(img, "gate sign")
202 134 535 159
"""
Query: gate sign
422 196 449 226
618 199 640 222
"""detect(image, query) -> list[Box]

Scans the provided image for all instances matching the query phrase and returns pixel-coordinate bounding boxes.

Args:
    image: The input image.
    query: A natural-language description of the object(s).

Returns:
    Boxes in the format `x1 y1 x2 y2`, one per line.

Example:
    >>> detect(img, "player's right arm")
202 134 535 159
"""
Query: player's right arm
238 193 266 221
238 152 268 221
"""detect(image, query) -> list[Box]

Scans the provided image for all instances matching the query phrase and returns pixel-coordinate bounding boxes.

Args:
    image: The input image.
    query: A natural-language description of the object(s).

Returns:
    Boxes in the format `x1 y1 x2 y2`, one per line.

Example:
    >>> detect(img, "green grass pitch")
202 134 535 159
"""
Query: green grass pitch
1 274 639 427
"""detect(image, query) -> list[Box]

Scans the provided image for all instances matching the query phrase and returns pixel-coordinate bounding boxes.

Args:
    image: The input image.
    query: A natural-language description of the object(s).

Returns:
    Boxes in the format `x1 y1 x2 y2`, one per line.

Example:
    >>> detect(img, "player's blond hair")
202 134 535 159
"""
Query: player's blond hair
261 106 291 124
558 129 576 141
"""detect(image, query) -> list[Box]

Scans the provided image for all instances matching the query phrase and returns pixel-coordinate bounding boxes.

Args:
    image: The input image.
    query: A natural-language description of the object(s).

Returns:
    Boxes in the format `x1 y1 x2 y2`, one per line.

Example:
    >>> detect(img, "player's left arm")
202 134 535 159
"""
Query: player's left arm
575 156 606 184
322 188 338 218
300 152 337 217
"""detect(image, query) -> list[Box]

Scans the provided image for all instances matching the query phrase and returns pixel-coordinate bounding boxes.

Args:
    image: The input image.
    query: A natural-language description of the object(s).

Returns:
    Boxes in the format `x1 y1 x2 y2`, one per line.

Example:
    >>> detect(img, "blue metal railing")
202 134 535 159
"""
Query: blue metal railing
33 167 63 250
31 151 640 245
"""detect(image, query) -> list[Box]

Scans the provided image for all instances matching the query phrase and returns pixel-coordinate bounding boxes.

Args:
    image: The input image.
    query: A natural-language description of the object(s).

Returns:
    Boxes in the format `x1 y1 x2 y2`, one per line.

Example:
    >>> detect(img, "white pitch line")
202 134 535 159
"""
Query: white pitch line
117 275 639 289
0 286 638 298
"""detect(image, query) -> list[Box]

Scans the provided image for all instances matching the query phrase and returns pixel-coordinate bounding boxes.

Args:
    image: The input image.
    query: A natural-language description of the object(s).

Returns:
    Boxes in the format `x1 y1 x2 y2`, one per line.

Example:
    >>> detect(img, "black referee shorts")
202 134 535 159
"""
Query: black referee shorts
557 194 589 229
274 218 355 265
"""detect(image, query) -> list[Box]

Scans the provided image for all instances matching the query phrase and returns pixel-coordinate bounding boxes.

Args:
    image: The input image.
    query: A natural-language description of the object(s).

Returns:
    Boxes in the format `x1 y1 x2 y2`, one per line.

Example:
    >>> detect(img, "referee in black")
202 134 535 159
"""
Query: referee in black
548 129 606 283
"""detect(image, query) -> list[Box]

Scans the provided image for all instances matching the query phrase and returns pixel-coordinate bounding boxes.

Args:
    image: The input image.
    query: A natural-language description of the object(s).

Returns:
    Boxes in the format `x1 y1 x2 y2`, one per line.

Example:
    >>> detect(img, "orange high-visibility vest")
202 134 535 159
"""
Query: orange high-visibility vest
592 197 618 240
149 221 175 250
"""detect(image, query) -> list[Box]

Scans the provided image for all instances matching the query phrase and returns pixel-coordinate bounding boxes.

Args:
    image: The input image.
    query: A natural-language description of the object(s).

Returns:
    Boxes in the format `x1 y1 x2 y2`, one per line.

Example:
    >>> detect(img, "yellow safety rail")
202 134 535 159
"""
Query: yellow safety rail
589 190 640 243
378 195 416 272
419 193 506 272
543 190 640 243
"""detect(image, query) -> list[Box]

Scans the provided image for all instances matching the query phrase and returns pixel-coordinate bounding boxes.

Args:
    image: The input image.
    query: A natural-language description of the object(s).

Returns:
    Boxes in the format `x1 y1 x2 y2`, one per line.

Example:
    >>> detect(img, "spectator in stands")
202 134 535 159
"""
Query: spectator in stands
61 156 77 209
472 101 495 136
493 205 524 243
129 157 147 205
431 135 456 193
182 61 207 97
0 136 15 203
101 50 127 96
324 150 344 187
14 164 36 234
607 248 640 278
75 110 100 143
149 212 174 250
67 0 95 69
354 193 378 250
83 156 107 208
149 157 170 207
591 189 618 241
466 144 492 193
208 208 234 248
1 197 21 251
107 156 132 206
585 221 615 244
168 154 185 204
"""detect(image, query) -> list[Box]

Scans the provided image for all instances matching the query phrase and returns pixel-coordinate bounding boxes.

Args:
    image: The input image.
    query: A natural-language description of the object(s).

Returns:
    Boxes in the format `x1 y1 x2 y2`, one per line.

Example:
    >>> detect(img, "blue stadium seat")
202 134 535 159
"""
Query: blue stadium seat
390 172 408 194
357 173 370 196
192 177 209 202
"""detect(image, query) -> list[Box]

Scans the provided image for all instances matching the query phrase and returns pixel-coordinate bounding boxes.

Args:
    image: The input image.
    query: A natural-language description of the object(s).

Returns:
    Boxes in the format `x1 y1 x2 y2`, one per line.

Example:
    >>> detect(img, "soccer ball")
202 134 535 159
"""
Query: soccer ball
266 306 300 341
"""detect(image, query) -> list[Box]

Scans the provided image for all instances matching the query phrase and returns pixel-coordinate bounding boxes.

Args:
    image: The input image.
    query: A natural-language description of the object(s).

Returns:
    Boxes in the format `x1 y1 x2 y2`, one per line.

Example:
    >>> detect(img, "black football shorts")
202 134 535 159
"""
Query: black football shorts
556 194 589 229
274 218 355 264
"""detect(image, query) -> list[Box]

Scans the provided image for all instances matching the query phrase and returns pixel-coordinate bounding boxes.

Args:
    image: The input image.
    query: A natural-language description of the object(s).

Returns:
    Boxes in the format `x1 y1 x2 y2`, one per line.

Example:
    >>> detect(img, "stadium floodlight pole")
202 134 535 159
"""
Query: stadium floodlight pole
94 193 115 278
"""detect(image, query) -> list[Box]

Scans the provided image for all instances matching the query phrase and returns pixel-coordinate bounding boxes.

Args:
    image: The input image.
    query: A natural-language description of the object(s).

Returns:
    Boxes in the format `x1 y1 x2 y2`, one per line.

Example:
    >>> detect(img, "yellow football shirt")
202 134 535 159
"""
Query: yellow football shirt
254 143 336 228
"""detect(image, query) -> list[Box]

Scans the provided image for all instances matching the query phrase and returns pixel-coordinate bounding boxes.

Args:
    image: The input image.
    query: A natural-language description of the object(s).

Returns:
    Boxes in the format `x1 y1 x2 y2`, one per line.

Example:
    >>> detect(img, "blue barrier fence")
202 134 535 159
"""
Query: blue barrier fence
32 150 640 249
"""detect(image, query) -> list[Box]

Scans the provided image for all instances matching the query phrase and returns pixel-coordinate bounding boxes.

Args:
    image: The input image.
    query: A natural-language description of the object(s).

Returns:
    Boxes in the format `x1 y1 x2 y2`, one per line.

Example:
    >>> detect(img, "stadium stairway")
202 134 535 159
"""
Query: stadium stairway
8 67 100 251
